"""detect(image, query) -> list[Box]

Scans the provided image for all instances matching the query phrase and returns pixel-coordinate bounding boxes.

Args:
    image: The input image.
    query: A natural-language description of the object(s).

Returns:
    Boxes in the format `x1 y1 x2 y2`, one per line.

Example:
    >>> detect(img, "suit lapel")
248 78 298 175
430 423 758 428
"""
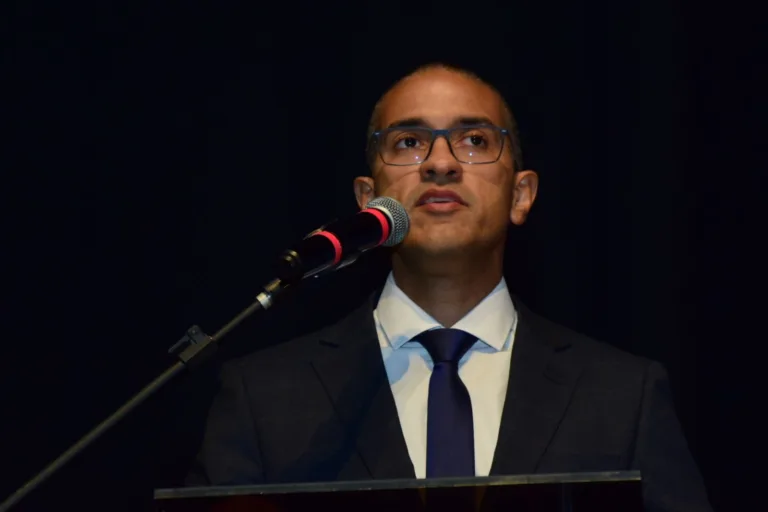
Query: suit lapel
490 301 584 475
308 291 583 479
310 294 415 480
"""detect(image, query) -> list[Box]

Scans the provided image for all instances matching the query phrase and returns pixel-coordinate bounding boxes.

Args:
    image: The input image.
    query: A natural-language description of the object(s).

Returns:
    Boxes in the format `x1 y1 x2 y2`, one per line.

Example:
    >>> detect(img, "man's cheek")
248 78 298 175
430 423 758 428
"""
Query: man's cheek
376 174 410 200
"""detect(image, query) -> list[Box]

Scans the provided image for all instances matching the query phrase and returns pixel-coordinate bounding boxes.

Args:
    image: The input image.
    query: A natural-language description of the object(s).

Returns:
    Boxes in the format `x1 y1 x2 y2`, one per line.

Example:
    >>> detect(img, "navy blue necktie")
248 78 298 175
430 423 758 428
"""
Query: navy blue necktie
415 328 477 478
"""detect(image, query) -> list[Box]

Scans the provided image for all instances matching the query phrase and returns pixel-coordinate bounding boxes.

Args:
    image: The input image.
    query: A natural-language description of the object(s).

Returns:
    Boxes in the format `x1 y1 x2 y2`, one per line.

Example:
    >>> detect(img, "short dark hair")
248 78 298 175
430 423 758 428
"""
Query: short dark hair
366 63 524 172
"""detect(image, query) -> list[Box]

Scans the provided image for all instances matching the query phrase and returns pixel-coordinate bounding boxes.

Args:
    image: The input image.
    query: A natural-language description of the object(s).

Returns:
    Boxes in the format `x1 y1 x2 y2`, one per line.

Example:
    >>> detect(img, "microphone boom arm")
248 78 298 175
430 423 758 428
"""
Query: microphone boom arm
1 197 409 511
0 279 286 512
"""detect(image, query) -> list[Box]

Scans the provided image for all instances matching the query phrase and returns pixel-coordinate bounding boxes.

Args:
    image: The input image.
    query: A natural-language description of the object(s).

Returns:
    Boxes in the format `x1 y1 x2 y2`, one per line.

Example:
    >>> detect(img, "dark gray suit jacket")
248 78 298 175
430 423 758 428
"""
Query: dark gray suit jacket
187 293 712 512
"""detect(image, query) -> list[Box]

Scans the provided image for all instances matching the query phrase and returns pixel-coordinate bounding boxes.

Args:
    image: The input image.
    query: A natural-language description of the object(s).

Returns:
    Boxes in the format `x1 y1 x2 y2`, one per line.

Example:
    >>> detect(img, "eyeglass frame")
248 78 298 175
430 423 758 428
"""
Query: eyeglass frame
368 124 511 166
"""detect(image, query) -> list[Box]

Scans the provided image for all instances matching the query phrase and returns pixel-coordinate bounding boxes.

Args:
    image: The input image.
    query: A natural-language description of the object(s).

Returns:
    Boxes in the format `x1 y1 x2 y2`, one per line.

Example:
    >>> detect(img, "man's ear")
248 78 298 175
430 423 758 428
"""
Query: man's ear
510 170 539 225
354 176 376 210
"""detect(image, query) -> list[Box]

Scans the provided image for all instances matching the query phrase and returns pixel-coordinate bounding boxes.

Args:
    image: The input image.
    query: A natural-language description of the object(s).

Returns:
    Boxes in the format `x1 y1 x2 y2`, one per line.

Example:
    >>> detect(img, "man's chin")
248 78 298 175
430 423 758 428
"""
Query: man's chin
400 237 473 258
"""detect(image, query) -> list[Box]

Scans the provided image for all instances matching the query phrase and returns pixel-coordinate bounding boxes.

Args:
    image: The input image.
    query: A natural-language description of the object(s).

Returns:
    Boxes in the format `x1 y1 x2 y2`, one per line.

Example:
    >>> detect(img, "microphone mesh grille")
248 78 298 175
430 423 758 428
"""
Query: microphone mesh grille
366 196 410 246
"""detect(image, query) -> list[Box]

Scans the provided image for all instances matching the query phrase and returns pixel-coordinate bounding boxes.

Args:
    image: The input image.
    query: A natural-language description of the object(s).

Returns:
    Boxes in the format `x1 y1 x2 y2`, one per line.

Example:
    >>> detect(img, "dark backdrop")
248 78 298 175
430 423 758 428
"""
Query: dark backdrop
3 2 763 511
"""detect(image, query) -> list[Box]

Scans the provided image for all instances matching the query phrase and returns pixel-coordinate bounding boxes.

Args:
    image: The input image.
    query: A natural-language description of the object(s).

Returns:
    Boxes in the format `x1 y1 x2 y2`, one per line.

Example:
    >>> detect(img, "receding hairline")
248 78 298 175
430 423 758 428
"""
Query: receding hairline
368 65 507 132
366 63 523 171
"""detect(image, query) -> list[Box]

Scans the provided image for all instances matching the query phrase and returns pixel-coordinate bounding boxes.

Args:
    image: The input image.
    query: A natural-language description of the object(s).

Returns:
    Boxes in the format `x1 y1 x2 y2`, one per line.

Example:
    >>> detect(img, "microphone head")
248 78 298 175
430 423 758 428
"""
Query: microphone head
365 196 410 247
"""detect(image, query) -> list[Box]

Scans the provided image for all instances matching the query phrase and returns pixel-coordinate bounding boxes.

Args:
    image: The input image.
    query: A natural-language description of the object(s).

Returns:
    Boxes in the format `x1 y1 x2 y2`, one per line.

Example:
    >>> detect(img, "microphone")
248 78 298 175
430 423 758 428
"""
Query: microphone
276 196 410 284
0 198 408 512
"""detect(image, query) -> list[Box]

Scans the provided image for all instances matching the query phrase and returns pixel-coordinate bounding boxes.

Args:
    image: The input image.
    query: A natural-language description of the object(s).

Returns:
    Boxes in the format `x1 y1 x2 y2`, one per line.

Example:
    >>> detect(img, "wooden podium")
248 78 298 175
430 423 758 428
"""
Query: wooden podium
154 471 643 511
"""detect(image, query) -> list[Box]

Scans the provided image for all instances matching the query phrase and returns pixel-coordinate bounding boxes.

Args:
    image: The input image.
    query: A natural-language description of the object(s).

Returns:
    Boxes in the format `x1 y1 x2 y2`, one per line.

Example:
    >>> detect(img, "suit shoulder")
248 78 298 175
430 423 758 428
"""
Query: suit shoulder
221 323 330 377
222 298 373 375
524 306 655 374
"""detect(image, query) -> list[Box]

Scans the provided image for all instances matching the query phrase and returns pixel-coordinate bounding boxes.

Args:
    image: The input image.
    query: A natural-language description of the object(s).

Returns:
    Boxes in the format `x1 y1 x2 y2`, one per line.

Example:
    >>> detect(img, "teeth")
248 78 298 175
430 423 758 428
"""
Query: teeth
424 197 456 204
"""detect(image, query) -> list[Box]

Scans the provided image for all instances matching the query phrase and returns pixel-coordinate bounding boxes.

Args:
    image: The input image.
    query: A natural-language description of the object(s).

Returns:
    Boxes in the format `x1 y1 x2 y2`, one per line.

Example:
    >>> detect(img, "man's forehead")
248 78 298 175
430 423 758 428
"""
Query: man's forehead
378 70 505 128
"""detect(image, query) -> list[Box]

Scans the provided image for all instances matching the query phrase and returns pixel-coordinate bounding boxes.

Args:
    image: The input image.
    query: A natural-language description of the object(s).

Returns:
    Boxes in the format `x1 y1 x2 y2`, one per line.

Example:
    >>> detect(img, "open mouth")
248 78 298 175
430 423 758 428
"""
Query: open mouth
415 189 468 208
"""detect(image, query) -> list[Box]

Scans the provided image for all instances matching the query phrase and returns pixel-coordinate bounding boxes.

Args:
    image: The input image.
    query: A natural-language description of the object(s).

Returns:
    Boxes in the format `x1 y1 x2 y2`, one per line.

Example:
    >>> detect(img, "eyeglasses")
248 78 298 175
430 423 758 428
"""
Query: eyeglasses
370 124 510 166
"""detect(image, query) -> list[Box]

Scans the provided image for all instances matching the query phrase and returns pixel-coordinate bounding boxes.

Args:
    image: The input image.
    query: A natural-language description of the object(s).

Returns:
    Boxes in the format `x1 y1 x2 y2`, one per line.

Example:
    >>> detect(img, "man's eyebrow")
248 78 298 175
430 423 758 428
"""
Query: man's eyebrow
453 116 496 127
385 117 430 130
384 116 498 130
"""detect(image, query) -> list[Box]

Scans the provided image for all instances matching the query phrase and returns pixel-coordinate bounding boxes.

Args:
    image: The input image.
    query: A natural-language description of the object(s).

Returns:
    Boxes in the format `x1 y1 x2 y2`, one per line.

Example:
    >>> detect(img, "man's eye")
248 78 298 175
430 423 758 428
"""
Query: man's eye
395 137 422 149
461 134 486 147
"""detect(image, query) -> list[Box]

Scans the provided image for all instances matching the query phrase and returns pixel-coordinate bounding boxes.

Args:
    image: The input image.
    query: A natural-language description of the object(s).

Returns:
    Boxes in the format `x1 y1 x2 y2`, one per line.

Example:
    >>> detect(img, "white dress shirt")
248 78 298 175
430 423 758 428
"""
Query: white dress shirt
373 272 518 478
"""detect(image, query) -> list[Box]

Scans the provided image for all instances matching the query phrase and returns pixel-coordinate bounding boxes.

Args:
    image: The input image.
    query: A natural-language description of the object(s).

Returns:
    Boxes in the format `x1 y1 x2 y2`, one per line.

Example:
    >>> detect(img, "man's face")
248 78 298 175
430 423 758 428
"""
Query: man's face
355 68 537 258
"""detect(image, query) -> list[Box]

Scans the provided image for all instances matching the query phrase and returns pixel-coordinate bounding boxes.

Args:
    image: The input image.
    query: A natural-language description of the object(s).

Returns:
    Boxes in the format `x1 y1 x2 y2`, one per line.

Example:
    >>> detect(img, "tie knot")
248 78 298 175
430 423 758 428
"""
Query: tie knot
415 328 477 364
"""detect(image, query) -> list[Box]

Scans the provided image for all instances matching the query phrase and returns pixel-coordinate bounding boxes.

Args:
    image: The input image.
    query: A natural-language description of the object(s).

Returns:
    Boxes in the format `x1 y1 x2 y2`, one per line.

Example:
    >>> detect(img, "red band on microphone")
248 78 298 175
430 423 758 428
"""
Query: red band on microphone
314 231 342 265
361 208 390 246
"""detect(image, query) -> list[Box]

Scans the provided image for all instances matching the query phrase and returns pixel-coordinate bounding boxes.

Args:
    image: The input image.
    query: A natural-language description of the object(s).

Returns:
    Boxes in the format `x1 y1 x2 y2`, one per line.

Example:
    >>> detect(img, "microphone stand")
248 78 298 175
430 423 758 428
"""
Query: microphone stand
0 278 287 512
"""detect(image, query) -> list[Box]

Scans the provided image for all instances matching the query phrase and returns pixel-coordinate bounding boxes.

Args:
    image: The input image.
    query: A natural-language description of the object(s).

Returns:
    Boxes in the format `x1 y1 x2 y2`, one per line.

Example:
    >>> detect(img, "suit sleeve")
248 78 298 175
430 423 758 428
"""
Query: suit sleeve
631 362 712 512
185 362 265 486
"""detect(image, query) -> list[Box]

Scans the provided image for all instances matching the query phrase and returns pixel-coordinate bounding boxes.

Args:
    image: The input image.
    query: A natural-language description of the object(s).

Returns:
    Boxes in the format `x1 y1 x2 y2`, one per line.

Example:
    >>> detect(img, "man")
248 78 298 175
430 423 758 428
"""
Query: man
187 64 712 511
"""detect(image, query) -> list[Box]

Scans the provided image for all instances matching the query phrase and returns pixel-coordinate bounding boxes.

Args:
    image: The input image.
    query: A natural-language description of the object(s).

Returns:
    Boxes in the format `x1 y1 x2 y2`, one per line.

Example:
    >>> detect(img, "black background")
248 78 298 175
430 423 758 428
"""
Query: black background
3 2 763 511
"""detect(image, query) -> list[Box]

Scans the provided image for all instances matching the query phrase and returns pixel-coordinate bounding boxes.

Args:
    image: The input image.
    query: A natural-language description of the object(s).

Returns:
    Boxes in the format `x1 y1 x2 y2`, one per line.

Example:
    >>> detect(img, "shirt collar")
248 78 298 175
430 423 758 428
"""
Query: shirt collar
374 272 517 352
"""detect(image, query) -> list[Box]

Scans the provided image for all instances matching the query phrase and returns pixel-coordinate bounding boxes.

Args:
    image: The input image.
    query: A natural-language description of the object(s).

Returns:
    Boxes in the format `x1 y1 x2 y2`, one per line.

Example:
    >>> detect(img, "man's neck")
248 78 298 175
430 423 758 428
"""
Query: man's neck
391 252 504 327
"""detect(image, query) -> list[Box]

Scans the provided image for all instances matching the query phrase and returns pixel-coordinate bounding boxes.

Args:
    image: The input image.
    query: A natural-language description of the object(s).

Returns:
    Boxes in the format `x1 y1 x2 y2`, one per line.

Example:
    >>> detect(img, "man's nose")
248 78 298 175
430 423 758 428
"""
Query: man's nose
419 136 463 182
